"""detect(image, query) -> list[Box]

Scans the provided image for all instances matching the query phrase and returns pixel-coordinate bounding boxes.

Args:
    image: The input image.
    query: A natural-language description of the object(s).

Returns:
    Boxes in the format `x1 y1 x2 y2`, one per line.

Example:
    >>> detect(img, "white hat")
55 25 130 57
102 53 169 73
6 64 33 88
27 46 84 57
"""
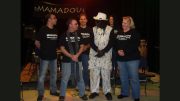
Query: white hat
93 12 108 21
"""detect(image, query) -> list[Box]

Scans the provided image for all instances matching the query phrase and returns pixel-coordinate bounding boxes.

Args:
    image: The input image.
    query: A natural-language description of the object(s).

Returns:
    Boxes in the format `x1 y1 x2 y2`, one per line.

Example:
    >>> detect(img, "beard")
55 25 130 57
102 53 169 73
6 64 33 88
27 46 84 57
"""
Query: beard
96 20 107 29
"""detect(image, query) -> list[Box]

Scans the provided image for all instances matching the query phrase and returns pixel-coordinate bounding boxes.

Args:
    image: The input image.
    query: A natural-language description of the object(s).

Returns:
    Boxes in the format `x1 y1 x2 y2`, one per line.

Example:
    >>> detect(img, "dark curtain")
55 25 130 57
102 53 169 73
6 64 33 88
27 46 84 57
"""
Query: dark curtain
21 0 159 73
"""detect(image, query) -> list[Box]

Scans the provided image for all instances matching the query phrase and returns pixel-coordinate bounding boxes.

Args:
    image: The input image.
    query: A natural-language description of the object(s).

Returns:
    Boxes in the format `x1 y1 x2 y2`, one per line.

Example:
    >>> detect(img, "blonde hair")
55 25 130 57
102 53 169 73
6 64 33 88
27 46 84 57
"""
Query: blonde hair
123 16 135 29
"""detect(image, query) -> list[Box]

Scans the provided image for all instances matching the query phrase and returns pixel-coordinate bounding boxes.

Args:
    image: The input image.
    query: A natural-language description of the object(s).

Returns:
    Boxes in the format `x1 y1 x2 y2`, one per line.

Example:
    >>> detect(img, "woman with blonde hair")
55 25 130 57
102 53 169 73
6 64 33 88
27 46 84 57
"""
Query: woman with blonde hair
114 16 141 101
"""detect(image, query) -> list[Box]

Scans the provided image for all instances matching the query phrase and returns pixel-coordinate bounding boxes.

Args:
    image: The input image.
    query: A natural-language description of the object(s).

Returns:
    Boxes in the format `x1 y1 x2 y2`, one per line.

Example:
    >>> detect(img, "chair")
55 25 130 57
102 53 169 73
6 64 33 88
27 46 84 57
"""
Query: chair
139 72 148 96
139 66 155 96
111 65 119 94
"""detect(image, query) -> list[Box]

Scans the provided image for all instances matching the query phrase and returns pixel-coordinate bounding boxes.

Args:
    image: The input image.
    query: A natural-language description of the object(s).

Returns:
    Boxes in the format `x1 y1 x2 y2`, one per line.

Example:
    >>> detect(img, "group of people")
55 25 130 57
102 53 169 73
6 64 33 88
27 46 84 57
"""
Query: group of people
34 12 141 101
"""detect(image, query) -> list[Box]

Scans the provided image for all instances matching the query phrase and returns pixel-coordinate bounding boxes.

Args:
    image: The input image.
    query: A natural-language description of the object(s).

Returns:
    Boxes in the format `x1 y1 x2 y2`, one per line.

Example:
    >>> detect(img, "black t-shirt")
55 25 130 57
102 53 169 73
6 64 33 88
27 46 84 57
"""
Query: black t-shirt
78 26 93 54
36 26 59 60
59 32 84 62
114 29 141 61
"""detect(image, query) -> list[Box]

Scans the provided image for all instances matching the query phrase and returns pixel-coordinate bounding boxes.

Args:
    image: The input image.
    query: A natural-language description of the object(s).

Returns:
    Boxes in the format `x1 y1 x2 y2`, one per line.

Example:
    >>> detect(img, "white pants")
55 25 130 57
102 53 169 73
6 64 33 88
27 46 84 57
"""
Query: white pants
90 68 111 94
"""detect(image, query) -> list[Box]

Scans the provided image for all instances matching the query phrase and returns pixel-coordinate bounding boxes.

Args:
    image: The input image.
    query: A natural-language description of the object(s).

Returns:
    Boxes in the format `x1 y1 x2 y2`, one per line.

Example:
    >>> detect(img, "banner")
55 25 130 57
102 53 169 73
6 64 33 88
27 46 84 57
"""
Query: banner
33 1 86 18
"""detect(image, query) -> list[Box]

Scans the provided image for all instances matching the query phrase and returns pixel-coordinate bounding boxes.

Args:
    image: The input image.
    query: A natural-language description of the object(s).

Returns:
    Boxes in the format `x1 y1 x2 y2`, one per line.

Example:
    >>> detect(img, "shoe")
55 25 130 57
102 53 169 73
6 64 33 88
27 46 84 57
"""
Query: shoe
117 94 128 99
50 91 59 96
85 86 90 91
80 94 88 100
59 96 65 101
89 92 99 99
105 92 112 100
75 86 79 91
37 95 43 101
134 98 140 101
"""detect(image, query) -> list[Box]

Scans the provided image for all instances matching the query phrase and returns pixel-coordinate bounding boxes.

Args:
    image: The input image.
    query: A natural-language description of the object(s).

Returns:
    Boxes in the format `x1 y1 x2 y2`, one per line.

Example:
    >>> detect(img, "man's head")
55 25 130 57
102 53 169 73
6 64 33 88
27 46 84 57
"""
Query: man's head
93 12 108 29
66 18 79 32
44 13 57 26
95 20 107 29
79 13 88 27
109 15 114 27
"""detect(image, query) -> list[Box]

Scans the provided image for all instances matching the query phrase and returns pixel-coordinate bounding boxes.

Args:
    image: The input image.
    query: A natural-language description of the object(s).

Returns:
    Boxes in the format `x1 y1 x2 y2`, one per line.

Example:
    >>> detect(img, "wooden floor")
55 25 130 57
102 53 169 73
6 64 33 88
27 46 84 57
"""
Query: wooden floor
20 63 160 101
21 82 160 101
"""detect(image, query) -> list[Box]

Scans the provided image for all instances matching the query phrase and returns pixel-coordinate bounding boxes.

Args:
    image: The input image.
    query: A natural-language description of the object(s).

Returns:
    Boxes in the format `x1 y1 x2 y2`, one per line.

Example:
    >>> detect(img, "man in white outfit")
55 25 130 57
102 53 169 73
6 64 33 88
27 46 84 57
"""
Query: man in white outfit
88 12 114 100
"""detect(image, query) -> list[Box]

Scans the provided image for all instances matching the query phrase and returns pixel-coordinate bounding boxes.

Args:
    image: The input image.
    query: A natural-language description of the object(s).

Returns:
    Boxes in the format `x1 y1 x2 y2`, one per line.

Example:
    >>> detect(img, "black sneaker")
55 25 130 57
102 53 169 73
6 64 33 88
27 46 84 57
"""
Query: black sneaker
134 98 140 101
117 94 128 99
50 91 59 96
105 92 112 100
59 96 65 101
37 95 43 101
89 92 99 99
80 94 88 100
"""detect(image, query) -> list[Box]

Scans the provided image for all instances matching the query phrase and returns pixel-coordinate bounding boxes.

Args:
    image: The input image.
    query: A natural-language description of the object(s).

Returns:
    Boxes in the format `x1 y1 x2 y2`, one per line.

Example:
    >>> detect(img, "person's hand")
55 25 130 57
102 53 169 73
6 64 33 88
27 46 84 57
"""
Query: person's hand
118 50 125 56
71 55 79 62
35 40 40 49
70 55 75 62
95 50 105 58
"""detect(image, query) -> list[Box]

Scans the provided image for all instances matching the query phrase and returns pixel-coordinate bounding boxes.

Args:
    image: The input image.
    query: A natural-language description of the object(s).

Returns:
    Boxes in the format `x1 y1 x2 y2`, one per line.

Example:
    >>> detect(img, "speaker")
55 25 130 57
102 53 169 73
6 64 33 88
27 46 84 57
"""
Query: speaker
23 25 36 40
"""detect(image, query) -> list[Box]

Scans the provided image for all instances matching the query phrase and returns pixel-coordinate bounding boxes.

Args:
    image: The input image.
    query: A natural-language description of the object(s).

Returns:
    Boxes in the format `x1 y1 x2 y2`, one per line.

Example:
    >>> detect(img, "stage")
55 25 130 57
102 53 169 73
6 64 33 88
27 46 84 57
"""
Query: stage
20 63 160 101
21 82 160 101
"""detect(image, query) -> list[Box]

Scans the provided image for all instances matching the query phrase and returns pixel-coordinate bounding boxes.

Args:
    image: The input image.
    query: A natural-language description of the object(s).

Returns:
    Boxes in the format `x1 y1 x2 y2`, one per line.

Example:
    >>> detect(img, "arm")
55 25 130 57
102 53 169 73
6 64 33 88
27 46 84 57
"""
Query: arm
83 44 90 51
100 30 115 52
76 44 84 57
71 44 85 62
60 46 73 58
90 32 98 52
114 29 126 56
95 30 115 57
34 27 44 49
123 31 140 55
73 34 85 61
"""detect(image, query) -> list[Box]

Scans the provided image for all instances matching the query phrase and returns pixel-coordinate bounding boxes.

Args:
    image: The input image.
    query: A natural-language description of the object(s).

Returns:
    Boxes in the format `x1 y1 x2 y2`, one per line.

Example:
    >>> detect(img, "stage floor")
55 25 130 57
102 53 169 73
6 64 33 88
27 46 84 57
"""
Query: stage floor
21 82 160 101
20 63 160 101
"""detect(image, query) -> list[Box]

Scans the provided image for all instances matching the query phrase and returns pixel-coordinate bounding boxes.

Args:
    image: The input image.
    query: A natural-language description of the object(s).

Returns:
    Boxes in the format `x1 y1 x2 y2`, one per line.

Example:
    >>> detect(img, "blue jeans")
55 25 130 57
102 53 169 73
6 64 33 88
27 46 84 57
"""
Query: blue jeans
112 48 117 69
81 54 90 87
37 59 57 95
60 62 85 97
117 60 140 99
111 48 117 78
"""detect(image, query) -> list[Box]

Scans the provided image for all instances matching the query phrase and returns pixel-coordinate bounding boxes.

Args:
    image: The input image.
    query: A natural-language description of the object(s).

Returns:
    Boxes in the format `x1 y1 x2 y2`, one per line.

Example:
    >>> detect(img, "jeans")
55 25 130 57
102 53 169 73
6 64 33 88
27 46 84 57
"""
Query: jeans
60 62 85 97
117 60 140 99
112 48 117 69
111 48 117 78
81 54 90 87
37 59 57 96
